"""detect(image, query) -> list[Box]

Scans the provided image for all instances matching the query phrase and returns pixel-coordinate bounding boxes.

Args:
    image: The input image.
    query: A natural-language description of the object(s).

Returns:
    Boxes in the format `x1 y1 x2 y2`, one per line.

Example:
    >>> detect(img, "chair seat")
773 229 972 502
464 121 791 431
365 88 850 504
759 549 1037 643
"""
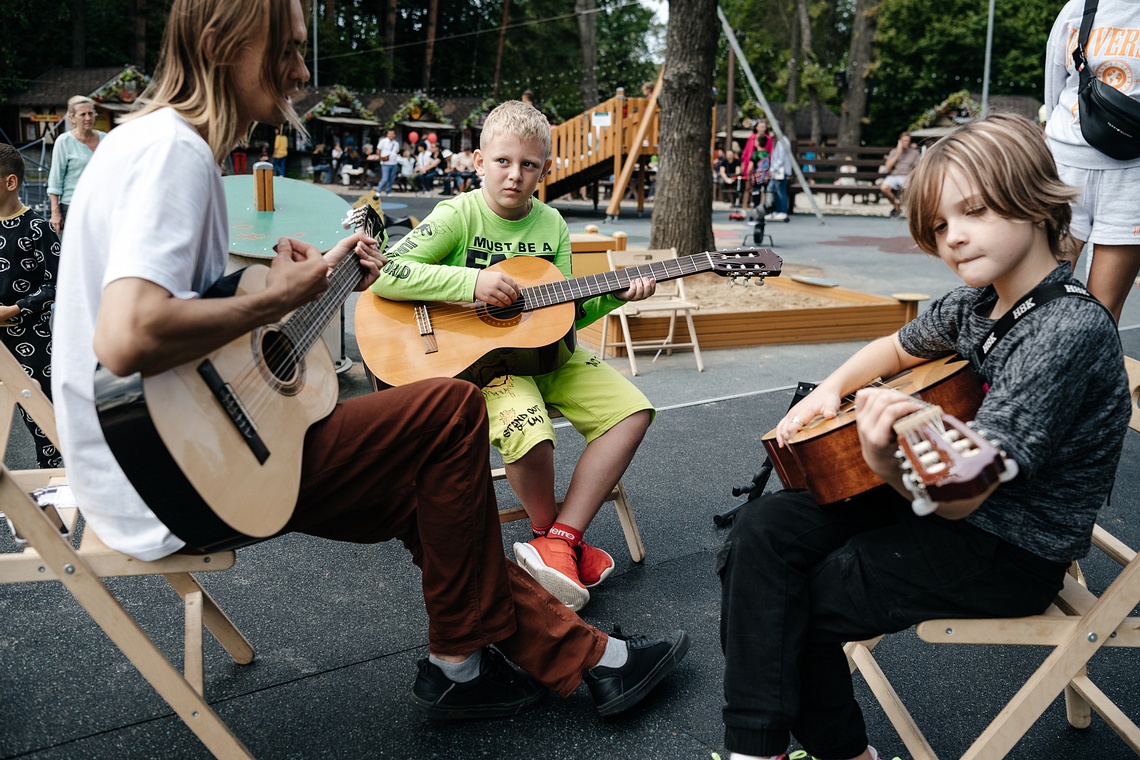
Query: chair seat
621 297 700 317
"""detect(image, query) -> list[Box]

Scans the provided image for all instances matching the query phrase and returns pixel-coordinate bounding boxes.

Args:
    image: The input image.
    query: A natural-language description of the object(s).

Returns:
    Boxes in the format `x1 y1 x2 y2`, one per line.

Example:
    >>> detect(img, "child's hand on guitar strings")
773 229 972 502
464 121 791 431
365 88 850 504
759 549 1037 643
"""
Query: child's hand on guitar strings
474 269 521 307
615 276 657 302
775 387 842 448
854 387 924 480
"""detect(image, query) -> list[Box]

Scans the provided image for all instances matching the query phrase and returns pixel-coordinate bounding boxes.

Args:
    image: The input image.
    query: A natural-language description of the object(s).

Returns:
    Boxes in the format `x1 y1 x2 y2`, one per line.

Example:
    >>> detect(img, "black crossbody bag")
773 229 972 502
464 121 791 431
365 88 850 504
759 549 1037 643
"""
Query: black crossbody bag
1073 0 1140 160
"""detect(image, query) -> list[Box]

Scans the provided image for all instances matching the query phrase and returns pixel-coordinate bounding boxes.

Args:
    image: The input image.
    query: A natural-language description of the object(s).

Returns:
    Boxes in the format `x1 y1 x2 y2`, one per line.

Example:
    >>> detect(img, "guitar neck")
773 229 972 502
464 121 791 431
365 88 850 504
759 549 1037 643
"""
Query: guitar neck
281 249 365 356
519 252 716 310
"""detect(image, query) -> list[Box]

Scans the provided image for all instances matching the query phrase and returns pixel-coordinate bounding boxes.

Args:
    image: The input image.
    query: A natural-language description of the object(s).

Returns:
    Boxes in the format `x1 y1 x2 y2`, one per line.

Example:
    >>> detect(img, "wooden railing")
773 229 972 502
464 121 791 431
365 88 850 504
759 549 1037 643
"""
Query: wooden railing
539 93 659 202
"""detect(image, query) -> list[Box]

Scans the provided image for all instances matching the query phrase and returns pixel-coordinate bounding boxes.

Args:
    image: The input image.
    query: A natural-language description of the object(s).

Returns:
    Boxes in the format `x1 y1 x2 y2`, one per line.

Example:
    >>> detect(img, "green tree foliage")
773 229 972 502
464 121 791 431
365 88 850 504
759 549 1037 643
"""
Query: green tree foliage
867 0 1054 143
1 0 658 124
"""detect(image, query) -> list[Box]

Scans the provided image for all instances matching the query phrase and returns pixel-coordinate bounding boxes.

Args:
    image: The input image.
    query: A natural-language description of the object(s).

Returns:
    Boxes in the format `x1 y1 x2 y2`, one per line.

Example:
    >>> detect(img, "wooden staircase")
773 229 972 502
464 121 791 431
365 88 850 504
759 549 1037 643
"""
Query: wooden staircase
539 92 659 207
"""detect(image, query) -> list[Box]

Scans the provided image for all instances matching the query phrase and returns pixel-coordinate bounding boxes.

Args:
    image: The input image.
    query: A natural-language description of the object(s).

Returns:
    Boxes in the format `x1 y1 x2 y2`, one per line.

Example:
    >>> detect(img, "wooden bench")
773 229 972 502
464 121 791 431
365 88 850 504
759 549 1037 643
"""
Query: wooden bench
789 145 893 208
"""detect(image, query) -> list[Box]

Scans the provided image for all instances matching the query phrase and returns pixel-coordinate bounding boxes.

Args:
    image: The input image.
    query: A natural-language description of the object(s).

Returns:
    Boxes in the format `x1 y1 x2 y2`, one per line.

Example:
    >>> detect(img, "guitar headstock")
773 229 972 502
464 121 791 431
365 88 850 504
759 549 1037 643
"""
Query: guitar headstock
894 406 1018 516
707 247 783 284
342 205 389 253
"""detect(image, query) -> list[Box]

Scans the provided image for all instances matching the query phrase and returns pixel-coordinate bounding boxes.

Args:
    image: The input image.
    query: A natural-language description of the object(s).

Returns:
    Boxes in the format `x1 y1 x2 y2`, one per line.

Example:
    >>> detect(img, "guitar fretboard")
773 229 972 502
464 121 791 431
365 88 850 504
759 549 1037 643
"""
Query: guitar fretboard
280 209 377 356
519 249 775 310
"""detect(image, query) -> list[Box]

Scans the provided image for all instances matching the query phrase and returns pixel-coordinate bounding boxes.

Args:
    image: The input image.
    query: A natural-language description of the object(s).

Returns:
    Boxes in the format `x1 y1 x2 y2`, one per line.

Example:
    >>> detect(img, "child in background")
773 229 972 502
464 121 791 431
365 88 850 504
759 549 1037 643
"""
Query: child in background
370 100 656 611
718 114 1131 760
0 144 62 468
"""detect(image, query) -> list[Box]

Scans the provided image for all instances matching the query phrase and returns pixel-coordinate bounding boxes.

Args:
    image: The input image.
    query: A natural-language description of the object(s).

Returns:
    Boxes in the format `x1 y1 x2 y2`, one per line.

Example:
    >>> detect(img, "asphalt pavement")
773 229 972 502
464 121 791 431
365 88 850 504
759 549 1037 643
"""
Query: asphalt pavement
3 187 1140 759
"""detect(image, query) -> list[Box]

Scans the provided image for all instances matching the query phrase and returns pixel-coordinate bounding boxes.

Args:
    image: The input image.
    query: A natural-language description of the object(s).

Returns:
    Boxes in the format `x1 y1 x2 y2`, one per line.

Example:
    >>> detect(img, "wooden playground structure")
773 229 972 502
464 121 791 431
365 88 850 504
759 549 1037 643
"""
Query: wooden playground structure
538 75 666 219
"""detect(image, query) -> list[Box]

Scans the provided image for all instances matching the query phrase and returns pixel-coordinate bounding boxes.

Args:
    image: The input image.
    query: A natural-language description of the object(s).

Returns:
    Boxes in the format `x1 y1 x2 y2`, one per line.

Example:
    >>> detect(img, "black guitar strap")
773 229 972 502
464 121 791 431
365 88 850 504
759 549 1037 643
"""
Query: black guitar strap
971 280 1108 385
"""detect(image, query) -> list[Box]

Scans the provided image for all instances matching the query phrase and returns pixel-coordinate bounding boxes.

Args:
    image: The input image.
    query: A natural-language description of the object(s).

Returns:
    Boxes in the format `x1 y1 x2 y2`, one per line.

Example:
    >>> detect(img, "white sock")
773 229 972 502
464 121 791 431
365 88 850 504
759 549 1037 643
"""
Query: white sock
429 649 482 683
594 635 629 669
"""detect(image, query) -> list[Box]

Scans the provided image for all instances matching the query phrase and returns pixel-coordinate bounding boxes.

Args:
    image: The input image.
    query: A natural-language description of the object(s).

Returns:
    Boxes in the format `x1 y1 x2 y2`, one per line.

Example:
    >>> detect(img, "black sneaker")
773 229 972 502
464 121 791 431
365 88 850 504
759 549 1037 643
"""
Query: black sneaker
584 627 690 717
410 646 546 719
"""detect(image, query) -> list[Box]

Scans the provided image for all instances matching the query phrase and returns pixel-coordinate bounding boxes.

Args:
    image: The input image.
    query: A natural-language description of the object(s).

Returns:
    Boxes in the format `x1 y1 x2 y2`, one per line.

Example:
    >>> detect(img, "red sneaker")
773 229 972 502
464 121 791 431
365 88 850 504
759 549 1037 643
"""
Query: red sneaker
576 542 615 588
513 536 589 611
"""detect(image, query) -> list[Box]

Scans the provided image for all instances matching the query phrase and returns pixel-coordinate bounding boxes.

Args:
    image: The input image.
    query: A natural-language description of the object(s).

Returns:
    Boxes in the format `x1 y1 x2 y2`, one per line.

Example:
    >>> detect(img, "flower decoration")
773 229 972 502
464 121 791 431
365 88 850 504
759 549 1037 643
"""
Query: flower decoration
387 93 447 128
909 90 981 131
306 85 376 122
91 66 150 104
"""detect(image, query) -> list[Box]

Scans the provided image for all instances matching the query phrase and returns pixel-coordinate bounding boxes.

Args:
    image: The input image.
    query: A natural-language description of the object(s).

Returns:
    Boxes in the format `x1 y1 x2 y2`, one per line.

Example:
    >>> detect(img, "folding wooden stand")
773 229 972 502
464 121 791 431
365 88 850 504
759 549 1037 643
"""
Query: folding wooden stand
0 345 256 758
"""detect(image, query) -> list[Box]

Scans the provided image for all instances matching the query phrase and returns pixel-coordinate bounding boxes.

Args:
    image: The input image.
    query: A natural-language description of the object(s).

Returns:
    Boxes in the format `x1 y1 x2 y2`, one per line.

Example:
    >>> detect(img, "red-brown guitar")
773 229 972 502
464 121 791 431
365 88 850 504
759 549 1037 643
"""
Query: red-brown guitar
893 405 1017 515
761 356 991 505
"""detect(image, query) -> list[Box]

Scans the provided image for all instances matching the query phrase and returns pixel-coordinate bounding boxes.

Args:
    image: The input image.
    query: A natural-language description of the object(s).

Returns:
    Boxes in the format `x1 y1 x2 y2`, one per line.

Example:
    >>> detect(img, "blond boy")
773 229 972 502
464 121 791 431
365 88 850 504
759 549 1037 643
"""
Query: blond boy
371 101 657 611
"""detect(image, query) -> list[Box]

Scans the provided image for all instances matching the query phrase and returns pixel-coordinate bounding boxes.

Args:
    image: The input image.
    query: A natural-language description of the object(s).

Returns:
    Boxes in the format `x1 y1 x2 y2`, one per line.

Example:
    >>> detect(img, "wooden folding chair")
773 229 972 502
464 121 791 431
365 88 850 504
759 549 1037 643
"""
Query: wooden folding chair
0 344 257 758
599 248 704 376
845 355 1140 759
492 406 645 563
361 368 646 563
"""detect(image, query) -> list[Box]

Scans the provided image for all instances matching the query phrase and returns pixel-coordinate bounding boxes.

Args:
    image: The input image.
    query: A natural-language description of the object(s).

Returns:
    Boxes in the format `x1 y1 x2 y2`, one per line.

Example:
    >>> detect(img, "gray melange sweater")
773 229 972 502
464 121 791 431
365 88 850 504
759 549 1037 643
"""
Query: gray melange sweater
898 264 1130 562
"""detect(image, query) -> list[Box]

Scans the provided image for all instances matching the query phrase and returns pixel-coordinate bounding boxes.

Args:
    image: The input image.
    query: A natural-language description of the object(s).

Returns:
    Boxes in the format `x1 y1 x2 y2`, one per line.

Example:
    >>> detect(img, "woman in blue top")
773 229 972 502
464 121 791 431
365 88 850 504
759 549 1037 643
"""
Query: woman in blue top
47 96 105 234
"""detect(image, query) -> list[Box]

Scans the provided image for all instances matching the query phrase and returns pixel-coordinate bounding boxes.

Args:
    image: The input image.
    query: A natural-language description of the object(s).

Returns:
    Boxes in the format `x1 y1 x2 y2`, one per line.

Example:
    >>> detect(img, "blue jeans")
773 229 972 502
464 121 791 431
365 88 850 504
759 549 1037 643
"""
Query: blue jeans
273 156 287 176
380 163 398 193
772 178 789 214
719 488 1066 758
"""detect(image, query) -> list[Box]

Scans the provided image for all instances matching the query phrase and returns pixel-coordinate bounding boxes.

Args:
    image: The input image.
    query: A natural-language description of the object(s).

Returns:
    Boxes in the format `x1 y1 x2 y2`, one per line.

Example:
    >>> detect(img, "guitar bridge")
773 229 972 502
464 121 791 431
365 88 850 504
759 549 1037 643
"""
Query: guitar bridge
197 360 271 464
414 303 439 354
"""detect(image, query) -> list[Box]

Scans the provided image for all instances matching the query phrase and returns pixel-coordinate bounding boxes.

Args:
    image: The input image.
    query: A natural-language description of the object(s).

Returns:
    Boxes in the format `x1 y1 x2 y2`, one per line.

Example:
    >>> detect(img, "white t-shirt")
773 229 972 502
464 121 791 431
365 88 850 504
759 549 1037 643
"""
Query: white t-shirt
53 107 228 560
377 136 400 165
1045 0 1140 169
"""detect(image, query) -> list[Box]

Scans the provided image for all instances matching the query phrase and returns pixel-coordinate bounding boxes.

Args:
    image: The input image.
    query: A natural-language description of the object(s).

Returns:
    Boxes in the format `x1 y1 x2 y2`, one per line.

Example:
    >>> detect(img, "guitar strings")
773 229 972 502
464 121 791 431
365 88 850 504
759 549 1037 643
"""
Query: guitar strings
399 252 774 331
222 213 372 419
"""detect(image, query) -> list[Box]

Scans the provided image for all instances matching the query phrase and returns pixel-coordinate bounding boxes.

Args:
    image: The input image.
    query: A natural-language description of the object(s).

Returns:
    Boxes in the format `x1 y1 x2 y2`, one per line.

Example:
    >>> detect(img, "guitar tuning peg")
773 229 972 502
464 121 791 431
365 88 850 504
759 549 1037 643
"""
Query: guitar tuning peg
729 277 737 287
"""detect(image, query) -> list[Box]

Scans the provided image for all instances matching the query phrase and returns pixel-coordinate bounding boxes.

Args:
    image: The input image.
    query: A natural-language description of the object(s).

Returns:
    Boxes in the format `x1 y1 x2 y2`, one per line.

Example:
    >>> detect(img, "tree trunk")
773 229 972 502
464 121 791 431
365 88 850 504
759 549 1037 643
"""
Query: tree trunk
784 10 799 144
493 0 511 100
649 0 717 255
423 0 439 90
837 0 880 146
795 0 821 145
130 0 146 69
71 0 86 68
576 0 599 108
384 0 397 90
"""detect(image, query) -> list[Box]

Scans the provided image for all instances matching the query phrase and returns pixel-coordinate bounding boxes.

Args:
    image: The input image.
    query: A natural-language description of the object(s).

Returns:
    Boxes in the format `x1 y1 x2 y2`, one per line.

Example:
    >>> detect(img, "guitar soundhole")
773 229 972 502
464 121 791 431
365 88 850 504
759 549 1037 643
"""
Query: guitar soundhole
255 328 304 395
478 301 524 326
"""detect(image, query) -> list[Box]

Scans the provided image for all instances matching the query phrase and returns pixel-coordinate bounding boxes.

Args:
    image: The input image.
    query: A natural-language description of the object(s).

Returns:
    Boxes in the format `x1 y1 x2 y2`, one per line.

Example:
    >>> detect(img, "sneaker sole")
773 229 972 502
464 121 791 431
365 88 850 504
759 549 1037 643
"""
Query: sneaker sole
410 687 546 720
513 542 590 611
595 631 691 717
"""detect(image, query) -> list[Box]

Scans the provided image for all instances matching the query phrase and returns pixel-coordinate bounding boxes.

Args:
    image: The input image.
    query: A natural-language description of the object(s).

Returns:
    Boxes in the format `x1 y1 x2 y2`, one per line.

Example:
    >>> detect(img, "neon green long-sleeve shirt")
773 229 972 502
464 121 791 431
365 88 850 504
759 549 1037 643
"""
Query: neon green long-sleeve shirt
369 190 622 330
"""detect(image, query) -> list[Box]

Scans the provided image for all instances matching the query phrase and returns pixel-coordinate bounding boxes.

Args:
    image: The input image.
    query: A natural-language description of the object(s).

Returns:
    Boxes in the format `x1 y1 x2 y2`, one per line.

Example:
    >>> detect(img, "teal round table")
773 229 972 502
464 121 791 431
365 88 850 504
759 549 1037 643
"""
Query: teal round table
222 175 354 372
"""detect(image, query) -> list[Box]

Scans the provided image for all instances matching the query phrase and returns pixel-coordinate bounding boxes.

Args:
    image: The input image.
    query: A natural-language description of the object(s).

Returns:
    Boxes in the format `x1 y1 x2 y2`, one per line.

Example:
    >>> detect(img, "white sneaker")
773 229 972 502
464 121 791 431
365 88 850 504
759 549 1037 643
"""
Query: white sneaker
772 212 788 222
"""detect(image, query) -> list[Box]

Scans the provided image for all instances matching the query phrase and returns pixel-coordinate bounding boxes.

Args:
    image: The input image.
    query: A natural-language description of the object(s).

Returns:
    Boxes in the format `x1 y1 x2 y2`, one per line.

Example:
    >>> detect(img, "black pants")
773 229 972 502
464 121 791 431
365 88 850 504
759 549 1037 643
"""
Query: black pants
718 488 1067 759
3 317 61 468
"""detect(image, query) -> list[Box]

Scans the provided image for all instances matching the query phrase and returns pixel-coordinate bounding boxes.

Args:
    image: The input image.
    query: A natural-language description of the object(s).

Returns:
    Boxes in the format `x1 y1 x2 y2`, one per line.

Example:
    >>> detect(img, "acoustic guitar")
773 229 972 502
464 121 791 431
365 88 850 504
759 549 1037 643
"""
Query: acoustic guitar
355 247 783 388
893 404 1017 515
761 355 990 505
94 206 385 552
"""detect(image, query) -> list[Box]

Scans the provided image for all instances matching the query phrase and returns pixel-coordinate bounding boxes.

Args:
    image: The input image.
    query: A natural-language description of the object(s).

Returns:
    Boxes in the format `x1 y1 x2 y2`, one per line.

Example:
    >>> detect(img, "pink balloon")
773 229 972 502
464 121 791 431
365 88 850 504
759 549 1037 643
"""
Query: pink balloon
426 132 439 144
408 131 419 144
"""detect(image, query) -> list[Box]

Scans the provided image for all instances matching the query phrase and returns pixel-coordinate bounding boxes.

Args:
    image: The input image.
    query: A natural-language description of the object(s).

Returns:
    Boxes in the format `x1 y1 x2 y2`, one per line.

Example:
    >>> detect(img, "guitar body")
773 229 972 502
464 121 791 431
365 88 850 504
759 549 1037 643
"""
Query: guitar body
356 256 577 387
761 355 987 505
95 265 338 551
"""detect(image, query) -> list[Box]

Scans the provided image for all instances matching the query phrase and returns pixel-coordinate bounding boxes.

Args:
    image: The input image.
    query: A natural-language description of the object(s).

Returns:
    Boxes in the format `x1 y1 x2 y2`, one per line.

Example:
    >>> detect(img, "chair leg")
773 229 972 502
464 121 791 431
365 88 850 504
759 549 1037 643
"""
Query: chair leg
612 480 645 563
662 312 678 357
619 311 639 376
164 573 255 665
684 310 704 371
599 312 611 359
185 590 204 695
845 639 940 759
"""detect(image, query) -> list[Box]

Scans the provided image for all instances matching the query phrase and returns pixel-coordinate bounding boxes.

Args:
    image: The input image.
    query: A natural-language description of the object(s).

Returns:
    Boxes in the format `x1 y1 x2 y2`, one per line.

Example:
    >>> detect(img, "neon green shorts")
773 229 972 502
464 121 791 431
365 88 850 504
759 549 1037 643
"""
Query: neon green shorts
481 347 655 464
